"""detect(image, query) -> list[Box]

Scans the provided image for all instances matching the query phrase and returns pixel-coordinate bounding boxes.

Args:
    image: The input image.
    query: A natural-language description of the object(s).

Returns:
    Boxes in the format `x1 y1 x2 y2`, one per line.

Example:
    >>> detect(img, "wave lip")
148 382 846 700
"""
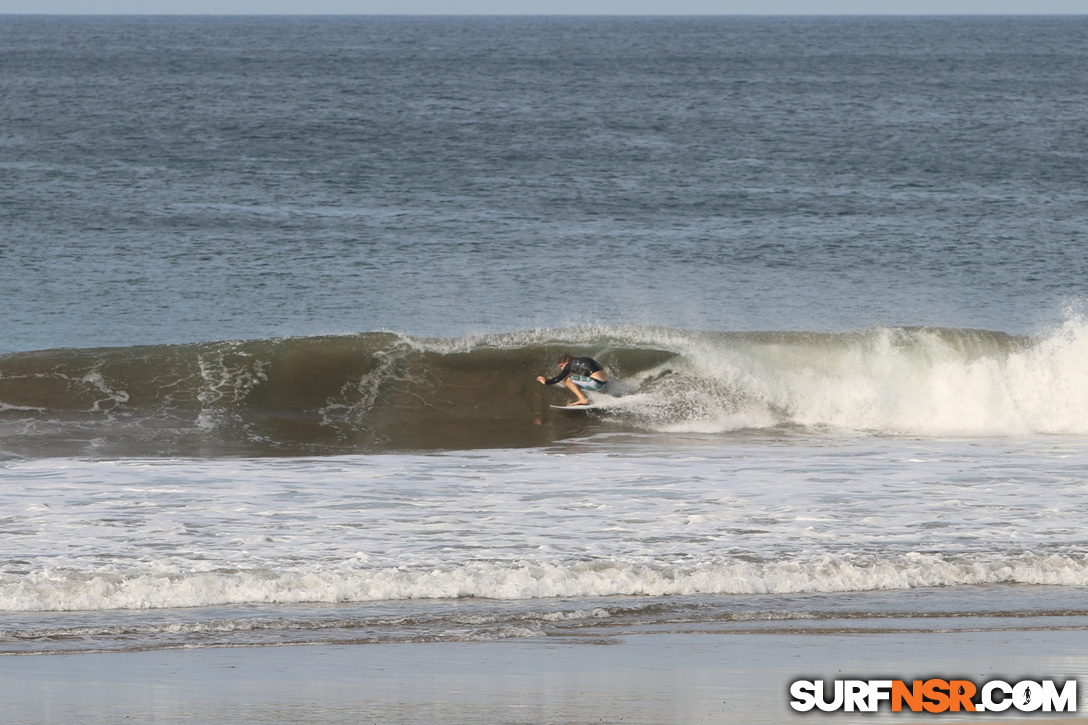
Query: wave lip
3 321 1088 456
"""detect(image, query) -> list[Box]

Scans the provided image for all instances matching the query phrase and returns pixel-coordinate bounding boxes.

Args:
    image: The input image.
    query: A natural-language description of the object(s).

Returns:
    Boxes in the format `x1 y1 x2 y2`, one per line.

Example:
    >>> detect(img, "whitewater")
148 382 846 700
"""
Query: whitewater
4 431 1088 652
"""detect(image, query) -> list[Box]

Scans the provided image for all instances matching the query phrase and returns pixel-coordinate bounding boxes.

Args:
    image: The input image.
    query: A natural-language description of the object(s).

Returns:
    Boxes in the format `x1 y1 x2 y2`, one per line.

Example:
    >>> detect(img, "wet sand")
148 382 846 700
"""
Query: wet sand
3 629 1086 724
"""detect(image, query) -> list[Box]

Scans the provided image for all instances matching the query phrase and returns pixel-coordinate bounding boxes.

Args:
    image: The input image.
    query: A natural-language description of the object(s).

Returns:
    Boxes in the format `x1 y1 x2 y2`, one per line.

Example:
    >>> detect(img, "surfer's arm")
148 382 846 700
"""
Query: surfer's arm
540 364 571 386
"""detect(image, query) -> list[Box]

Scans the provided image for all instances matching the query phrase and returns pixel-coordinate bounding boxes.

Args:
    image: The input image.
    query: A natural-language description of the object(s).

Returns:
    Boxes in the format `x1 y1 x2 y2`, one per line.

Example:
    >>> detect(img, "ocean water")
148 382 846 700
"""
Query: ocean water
3 15 1088 663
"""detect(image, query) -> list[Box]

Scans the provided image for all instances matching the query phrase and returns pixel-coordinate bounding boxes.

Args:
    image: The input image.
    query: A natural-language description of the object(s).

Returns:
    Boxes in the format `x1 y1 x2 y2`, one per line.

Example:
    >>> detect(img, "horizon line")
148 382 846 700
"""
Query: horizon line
2 10 1087 15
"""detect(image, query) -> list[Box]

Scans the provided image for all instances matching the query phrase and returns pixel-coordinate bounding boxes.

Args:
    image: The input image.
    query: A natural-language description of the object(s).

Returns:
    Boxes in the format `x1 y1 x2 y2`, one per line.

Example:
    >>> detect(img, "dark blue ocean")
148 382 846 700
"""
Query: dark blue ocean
4 16 1088 352
1 16 1088 721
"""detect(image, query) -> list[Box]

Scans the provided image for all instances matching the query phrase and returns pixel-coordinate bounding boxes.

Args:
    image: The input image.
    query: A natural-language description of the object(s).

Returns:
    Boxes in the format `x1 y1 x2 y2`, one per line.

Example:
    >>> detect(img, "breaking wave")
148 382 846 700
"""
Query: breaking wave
4 318 1088 456
5 552 1088 612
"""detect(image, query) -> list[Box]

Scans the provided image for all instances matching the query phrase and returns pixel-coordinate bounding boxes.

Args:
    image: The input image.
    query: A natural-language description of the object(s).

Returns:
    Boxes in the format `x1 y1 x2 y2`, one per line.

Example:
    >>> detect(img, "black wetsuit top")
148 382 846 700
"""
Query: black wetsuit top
544 357 604 385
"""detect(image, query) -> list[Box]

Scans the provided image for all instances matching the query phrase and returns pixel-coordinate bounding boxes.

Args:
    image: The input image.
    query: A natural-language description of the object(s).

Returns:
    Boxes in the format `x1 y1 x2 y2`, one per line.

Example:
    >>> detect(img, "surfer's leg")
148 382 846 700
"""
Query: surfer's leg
564 377 589 405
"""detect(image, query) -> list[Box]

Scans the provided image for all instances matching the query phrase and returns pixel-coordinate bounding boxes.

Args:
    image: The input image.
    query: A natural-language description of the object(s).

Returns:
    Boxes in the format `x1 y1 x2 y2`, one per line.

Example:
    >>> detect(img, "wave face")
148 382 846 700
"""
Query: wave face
3 320 1088 457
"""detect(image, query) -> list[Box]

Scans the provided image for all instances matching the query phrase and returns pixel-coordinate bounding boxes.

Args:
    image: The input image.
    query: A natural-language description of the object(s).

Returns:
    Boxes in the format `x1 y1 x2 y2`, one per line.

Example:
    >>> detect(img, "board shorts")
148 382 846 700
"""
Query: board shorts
570 374 608 393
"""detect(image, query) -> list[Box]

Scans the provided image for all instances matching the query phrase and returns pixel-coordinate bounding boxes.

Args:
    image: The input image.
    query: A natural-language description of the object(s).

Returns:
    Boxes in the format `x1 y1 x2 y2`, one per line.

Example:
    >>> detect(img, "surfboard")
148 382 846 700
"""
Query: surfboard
550 403 606 411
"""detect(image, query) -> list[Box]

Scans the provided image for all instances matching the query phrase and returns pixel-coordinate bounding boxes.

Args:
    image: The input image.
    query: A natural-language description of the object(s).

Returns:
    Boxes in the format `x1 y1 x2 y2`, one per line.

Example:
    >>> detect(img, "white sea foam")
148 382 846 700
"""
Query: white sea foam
3 431 1088 631
569 318 1088 437
4 553 1088 612
194 348 269 431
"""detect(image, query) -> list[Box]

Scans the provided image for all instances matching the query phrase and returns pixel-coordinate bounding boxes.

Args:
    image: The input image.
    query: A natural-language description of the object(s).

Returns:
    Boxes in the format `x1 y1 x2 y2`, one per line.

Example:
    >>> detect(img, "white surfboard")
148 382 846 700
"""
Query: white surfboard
550 403 607 411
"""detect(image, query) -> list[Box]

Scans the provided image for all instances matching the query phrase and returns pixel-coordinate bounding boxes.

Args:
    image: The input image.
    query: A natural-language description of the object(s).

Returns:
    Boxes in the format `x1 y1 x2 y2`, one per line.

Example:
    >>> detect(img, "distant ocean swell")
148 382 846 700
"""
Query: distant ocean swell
3 319 1088 456
5 552 1088 613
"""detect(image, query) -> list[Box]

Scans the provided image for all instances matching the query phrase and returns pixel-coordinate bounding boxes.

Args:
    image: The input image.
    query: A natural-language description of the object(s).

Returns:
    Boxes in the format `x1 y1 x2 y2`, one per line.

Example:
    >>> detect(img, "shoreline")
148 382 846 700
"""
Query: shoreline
3 629 1086 724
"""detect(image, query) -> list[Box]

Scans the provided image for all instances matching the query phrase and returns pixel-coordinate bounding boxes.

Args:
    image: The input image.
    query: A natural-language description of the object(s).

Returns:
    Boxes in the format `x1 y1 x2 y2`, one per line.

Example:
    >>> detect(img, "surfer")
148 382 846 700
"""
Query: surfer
536 354 609 406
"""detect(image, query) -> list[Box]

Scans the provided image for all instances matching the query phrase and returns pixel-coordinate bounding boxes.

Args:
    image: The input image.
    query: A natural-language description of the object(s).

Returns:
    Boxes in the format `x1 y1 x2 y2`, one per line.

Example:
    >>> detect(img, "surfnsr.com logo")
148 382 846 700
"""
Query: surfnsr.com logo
789 678 1078 713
